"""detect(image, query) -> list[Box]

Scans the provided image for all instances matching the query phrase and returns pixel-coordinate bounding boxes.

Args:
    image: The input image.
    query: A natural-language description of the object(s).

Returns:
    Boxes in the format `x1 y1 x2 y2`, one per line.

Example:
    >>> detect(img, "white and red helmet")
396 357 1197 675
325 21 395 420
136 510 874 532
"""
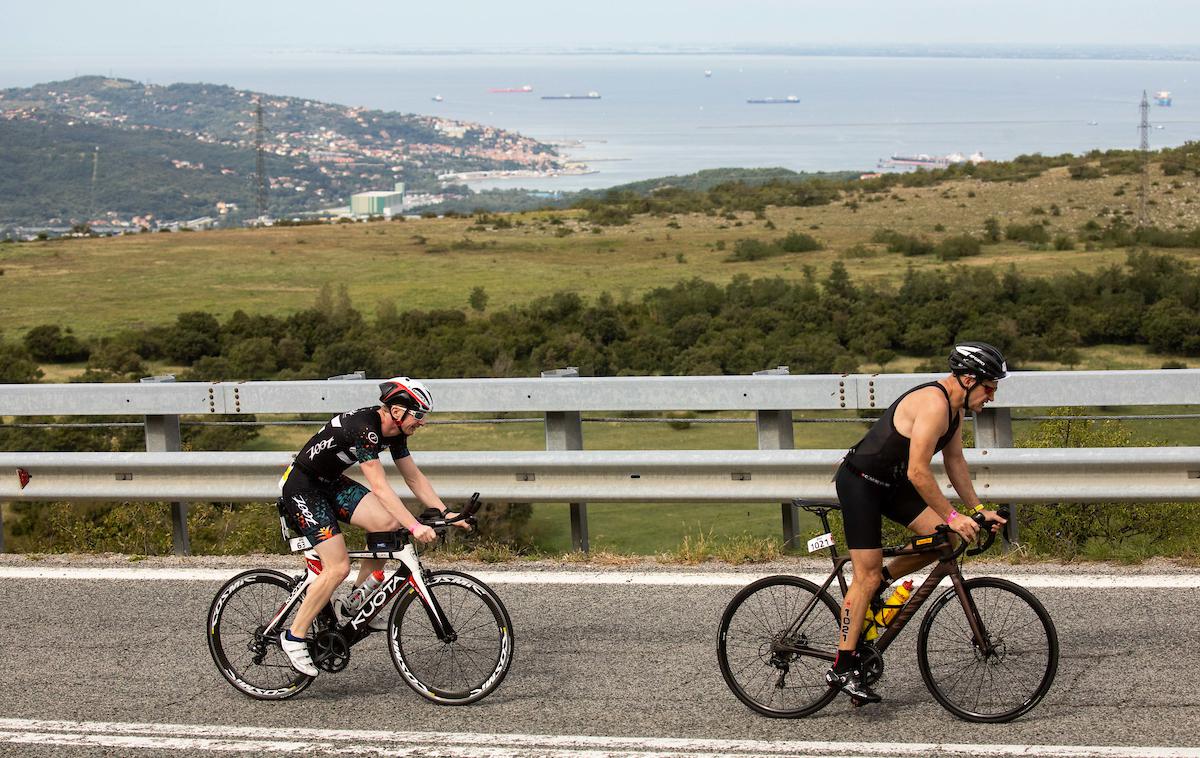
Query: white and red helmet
378 376 433 413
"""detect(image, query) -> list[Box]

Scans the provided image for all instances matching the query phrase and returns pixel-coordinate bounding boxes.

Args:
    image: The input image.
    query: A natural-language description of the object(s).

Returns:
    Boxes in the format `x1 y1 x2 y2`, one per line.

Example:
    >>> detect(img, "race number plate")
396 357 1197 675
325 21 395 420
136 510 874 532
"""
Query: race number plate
807 532 835 553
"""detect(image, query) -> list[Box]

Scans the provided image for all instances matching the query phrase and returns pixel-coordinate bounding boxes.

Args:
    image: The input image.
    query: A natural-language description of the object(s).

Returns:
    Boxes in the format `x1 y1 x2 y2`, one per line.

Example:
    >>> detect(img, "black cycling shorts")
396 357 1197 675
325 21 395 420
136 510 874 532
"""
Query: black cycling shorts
278 466 369 545
834 463 929 550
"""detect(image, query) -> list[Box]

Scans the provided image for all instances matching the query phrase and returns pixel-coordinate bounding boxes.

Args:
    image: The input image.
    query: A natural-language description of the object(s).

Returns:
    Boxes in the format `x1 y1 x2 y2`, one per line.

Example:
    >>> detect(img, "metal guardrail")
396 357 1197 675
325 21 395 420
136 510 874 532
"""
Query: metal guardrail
2 449 1199 503
2 368 1198 554
1 369 1197 415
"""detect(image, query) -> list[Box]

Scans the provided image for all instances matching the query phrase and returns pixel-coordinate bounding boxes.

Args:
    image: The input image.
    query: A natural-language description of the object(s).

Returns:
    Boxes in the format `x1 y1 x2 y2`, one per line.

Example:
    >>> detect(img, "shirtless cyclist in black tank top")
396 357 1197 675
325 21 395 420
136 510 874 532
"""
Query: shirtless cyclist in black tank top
825 342 1010 705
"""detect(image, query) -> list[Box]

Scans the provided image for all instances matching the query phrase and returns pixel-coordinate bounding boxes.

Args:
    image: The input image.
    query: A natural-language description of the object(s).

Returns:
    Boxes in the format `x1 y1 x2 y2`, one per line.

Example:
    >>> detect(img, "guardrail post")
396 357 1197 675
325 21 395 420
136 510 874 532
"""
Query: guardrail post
974 407 1017 549
542 367 587 552
141 375 190 555
754 367 798 547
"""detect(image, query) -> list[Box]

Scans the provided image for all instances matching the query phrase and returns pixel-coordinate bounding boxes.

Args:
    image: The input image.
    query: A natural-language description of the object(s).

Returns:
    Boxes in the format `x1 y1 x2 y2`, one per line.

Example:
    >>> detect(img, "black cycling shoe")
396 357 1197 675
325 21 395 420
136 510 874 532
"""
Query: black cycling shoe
826 667 882 705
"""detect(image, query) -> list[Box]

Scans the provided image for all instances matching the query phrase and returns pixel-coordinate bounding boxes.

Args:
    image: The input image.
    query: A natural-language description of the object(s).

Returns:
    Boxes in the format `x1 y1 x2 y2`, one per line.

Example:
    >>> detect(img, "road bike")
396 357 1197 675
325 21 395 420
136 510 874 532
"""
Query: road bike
717 501 1058 722
207 493 514 704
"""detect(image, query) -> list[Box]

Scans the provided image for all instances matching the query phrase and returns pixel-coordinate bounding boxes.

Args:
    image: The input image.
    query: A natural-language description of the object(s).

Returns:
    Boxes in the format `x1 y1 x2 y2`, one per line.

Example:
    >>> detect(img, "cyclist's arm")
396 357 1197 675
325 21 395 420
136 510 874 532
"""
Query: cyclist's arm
944 422 1007 531
394 455 448 514
940 424 982 510
906 397 956 522
359 458 423 531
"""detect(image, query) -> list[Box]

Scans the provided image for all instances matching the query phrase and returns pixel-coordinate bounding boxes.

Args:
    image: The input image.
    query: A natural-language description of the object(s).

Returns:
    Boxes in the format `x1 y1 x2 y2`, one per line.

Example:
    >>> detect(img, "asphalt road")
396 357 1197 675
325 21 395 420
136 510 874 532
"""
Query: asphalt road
0 563 1197 757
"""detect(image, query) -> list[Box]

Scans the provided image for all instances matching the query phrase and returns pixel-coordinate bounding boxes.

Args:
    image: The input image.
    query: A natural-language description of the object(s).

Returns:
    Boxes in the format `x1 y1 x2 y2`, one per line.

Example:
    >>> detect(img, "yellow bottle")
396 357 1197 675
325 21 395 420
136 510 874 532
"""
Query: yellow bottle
874 580 914 629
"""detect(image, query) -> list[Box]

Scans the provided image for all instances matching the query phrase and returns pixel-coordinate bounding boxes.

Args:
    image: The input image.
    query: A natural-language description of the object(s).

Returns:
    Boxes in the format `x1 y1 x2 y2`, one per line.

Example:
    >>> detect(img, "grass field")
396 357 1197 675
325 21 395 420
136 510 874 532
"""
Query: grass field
5 162 1200 556
3 164 1199 341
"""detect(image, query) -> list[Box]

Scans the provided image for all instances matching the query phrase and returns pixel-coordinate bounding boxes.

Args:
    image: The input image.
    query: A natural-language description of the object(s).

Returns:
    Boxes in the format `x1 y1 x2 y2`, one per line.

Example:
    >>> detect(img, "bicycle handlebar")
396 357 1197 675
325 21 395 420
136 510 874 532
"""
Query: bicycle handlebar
937 506 1009 558
416 492 483 531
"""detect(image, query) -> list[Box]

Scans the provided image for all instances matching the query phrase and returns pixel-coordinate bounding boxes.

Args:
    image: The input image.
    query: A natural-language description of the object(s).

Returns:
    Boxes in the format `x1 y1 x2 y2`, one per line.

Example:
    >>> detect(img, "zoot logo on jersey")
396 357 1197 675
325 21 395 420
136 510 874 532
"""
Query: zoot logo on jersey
307 437 335 460
292 495 316 527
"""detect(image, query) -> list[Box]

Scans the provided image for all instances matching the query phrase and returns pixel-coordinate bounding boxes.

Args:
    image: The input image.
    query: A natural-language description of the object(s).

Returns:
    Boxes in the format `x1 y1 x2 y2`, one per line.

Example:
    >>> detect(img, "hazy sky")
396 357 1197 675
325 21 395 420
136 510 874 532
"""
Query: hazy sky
5 0 1200 59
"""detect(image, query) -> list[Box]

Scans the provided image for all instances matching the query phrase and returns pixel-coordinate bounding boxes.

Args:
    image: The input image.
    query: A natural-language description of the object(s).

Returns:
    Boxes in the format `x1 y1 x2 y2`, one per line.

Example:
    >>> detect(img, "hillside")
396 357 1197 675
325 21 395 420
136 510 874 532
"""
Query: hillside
0 76 563 225
3 154 1200 377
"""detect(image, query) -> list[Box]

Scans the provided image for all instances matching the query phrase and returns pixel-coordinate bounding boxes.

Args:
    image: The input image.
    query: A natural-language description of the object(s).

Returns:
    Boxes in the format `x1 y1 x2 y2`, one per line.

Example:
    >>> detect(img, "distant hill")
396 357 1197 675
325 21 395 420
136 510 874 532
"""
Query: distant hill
0 76 562 225
574 167 861 197
420 167 862 214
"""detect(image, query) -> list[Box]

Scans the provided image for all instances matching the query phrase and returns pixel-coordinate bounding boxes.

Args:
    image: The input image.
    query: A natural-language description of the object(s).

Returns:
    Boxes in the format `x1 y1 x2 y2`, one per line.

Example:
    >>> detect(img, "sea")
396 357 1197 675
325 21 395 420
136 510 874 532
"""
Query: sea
4 52 1199 192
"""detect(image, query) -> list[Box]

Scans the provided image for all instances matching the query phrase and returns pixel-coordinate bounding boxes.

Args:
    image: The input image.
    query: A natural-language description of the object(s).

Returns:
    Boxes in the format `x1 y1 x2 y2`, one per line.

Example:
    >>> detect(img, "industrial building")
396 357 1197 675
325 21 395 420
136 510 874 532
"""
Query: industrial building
350 183 406 217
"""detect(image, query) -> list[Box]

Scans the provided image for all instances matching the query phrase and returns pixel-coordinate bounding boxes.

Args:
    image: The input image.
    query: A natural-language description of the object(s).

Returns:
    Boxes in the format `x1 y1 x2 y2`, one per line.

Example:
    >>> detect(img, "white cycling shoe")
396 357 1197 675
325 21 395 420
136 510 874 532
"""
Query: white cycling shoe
279 631 319 677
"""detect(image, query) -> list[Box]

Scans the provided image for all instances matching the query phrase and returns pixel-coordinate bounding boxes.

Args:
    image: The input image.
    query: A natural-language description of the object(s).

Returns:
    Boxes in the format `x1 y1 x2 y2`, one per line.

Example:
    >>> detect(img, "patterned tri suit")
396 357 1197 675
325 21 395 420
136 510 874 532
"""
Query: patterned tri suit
278 406 410 545
835 382 960 550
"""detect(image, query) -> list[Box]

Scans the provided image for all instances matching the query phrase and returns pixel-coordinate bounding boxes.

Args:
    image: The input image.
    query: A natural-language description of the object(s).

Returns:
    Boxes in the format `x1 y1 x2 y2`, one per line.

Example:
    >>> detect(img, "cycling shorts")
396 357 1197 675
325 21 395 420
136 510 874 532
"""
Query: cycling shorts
834 462 929 550
278 465 369 545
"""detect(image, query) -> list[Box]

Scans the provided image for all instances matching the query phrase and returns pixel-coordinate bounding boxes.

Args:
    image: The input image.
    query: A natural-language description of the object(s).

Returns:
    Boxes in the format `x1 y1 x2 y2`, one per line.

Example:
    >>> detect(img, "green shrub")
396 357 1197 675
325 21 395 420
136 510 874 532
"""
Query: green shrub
935 234 981 261
1004 223 1050 244
725 238 780 262
1013 409 1200 559
778 231 823 253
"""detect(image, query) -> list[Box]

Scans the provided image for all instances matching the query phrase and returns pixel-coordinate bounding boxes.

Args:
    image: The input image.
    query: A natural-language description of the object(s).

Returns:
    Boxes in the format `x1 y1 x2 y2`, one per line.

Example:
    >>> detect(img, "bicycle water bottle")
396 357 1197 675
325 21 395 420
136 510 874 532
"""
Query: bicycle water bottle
874 580 914 628
348 569 385 610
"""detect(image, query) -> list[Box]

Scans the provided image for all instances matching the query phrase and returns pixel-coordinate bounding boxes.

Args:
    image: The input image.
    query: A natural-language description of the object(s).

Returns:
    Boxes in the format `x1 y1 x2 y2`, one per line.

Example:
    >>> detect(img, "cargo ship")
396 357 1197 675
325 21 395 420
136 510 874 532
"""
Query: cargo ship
490 85 533 93
1155 90 1173 106
877 152 987 172
747 95 799 104
542 91 601 100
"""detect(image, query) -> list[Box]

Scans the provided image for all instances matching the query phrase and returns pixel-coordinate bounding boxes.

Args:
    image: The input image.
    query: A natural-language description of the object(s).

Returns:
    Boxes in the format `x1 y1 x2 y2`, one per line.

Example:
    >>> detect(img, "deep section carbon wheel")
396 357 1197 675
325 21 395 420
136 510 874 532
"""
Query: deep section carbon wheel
207 569 315 701
388 570 514 705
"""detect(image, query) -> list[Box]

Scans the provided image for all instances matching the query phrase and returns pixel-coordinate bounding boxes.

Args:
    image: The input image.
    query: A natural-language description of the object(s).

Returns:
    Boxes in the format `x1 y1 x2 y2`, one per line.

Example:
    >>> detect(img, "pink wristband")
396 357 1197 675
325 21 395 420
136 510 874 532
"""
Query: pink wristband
947 509 959 523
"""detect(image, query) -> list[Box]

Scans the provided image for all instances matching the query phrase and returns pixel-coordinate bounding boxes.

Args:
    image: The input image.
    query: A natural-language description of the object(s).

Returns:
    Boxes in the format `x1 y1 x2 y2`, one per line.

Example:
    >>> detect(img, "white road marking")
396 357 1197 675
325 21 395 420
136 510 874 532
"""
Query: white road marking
0 719 1196 757
0 565 1196 588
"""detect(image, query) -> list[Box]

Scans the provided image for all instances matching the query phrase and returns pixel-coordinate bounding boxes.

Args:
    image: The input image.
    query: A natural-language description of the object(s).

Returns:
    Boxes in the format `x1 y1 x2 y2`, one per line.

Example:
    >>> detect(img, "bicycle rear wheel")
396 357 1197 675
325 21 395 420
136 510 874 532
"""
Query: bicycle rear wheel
717 575 841 718
207 569 314 701
917 576 1058 722
388 570 514 705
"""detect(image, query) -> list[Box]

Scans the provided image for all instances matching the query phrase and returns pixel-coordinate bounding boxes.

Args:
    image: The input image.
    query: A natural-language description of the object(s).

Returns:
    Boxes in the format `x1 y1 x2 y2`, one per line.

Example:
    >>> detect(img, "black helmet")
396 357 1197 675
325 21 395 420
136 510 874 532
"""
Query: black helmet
949 342 1008 381
378 376 434 412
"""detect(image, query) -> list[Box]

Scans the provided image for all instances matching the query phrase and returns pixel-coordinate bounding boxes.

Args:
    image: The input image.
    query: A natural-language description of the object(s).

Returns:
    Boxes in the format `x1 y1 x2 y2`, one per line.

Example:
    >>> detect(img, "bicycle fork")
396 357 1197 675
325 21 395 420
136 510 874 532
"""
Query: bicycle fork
949 572 996 659
346 545 458 642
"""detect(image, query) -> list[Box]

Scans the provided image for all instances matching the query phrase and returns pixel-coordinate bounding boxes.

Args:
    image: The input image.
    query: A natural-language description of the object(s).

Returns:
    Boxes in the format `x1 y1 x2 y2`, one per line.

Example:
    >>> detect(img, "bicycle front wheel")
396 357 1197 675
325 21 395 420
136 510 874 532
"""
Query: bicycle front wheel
917 576 1059 722
207 569 314 701
717 575 842 718
388 570 514 705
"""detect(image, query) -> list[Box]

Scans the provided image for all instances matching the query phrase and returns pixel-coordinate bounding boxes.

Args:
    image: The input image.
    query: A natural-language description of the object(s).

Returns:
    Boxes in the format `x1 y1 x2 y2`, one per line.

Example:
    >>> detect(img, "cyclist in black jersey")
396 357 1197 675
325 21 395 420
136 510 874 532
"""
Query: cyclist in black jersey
277 376 469 677
825 342 1008 704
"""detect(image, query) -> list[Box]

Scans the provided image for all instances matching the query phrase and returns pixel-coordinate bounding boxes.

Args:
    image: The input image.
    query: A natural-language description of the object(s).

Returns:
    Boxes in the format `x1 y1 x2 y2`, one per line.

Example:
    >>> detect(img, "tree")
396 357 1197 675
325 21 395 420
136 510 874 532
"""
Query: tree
468 286 489 313
23 325 89 363
165 311 221 363
0 341 43 382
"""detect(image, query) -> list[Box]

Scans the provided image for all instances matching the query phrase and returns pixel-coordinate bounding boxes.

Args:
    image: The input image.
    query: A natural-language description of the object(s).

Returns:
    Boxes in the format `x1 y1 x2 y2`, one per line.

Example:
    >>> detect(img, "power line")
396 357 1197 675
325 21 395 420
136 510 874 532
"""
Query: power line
1138 89 1150 227
254 100 268 218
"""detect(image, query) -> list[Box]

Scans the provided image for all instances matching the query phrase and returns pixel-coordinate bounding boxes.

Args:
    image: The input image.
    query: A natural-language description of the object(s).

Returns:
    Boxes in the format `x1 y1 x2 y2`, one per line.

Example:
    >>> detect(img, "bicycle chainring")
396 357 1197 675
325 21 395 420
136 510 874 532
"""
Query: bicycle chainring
312 629 352 673
857 644 884 685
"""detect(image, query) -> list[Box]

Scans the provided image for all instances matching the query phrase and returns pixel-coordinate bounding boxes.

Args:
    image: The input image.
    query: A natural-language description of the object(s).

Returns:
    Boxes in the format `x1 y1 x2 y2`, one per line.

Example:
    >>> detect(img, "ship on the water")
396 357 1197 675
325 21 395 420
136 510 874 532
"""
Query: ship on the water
1155 90 1173 106
542 91 601 100
877 152 987 172
490 85 534 93
747 95 799 104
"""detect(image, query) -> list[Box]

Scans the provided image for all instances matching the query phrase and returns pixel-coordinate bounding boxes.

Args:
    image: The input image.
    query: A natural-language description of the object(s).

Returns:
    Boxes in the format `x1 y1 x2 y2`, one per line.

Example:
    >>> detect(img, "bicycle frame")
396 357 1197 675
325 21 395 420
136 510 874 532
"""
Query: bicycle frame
261 541 454 648
781 505 992 661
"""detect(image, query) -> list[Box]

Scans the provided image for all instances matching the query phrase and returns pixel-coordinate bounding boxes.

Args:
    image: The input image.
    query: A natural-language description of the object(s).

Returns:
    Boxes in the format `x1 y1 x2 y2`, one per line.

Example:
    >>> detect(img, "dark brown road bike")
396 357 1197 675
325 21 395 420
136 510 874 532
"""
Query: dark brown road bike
717 501 1058 722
